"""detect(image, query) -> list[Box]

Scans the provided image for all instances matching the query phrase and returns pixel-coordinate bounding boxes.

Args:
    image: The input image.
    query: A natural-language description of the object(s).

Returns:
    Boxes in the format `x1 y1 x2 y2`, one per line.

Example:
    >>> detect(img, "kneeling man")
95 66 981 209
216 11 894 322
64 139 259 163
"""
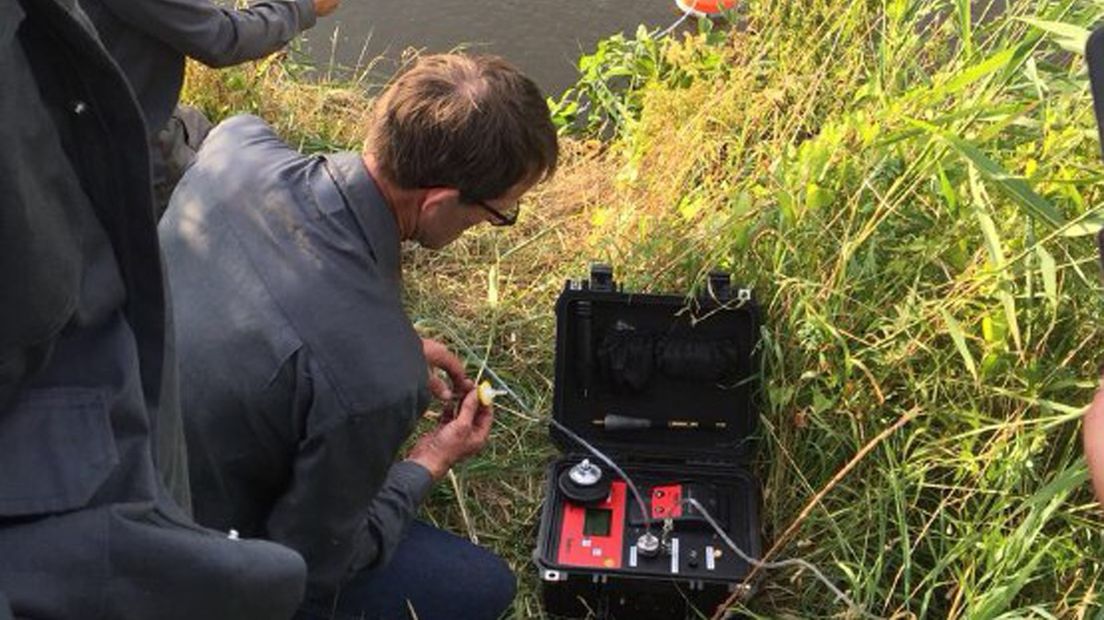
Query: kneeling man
159 53 558 619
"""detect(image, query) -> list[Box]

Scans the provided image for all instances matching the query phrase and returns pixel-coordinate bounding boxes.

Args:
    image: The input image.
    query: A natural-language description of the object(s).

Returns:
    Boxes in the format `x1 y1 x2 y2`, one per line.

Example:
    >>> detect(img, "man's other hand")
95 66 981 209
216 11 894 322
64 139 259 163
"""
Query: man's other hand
422 338 474 402
313 0 340 17
407 388 493 480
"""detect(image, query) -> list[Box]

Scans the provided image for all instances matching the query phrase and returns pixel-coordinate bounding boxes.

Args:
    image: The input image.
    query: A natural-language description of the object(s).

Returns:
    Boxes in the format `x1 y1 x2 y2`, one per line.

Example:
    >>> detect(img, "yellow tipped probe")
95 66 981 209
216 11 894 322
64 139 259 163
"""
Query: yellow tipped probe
477 381 508 406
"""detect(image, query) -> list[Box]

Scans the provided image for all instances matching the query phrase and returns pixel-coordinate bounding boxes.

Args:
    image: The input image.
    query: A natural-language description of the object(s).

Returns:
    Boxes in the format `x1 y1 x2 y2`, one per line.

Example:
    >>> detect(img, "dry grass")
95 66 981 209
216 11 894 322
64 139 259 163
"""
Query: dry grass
181 52 373 150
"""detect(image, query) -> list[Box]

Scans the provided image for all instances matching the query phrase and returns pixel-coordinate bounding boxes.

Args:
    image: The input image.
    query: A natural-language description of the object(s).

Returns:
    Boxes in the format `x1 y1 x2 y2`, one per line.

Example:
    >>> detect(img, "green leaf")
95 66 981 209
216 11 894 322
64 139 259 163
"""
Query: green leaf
805 182 835 211
1036 245 1057 307
969 463 1087 618
1058 216 1104 237
1018 17 1091 55
911 119 1066 229
939 49 1015 98
971 540 1055 619
971 172 1023 352
956 0 973 58
939 308 978 382
976 215 1004 268
936 163 957 212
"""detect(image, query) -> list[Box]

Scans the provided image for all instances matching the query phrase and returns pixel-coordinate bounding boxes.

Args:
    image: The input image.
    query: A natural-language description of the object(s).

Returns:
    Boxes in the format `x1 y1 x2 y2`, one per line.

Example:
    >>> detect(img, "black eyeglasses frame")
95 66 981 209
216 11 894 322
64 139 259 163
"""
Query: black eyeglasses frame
469 197 518 227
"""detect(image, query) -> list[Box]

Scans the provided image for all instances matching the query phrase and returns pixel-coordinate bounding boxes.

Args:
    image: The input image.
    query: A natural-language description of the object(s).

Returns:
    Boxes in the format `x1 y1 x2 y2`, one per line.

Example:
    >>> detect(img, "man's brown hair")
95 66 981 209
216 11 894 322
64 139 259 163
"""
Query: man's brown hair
366 54 559 201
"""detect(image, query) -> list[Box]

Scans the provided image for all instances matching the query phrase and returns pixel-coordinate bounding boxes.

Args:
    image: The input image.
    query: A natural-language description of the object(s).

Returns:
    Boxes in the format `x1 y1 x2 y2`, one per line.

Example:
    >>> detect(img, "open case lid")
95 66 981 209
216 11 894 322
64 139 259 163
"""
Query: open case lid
551 264 761 463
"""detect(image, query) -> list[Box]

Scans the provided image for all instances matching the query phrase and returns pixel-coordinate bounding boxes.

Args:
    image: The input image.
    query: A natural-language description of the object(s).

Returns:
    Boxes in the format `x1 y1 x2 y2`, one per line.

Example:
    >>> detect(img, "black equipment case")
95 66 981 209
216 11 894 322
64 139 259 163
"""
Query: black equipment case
534 264 763 619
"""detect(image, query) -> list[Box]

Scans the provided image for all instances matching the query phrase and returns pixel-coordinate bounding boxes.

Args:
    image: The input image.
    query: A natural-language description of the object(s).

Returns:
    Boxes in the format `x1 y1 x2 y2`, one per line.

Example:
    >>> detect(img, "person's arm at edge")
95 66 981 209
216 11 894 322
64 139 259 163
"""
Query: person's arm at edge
95 0 337 68
1084 374 1104 504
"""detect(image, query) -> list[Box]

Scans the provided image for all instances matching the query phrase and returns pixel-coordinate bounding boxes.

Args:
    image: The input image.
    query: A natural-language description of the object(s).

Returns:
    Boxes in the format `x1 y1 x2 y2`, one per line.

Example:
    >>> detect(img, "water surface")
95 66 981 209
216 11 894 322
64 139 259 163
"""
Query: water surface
304 0 686 97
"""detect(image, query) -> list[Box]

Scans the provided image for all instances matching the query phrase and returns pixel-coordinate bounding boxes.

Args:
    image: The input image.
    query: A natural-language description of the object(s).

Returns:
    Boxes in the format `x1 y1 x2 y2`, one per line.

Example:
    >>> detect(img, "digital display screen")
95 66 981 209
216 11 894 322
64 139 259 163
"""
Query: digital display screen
583 508 612 537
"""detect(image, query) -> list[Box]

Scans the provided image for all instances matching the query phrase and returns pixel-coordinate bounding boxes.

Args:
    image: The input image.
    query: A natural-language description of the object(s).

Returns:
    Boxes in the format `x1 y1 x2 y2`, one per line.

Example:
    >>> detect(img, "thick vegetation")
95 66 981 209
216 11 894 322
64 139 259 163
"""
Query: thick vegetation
183 1 1104 616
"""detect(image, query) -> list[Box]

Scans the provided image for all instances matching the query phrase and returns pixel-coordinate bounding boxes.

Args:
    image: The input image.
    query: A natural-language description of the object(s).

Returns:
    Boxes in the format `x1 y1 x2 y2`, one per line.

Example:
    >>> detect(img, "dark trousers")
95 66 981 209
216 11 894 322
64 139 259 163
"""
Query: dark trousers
297 521 517 620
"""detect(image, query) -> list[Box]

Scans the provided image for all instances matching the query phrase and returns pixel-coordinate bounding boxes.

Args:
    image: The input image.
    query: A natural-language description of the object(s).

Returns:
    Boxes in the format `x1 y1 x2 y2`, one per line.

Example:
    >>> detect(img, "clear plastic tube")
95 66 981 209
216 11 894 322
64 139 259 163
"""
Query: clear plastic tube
682 497 868 616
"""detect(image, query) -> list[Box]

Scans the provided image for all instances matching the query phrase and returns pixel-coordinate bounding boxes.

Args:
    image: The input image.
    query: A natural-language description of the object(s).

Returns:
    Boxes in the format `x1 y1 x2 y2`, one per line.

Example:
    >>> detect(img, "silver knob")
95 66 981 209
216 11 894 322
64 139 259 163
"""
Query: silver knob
568 459 603 486
636 532 660 558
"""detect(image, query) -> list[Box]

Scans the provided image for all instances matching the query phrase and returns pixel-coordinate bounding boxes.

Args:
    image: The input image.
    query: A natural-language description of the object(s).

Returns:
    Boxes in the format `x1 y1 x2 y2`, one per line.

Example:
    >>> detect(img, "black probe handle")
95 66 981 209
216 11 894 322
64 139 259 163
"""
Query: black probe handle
601 414 653 431
597 415 729 431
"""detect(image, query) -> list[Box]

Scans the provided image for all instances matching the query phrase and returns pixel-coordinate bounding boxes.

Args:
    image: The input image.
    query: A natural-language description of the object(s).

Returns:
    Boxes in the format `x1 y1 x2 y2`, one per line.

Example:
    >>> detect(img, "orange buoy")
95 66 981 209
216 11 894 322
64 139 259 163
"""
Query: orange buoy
674 0 736 16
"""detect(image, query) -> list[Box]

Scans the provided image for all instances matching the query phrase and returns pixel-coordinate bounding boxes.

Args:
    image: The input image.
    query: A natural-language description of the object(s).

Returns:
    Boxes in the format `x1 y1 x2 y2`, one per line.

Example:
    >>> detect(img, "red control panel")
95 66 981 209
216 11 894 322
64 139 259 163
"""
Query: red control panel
556 481 627 569
650 484 684 519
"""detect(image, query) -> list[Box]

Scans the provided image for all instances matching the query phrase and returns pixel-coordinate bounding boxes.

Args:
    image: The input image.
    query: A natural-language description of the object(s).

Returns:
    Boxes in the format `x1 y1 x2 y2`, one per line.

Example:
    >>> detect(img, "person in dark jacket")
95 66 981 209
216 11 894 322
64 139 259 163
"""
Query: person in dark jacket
78 0 338 214
0 0 308 617
159 53 559 619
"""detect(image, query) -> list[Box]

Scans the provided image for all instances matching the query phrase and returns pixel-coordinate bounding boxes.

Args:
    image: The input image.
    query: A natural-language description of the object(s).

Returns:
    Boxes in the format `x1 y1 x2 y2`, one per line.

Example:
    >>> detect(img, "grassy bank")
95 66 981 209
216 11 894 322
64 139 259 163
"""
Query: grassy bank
183 1 1104 616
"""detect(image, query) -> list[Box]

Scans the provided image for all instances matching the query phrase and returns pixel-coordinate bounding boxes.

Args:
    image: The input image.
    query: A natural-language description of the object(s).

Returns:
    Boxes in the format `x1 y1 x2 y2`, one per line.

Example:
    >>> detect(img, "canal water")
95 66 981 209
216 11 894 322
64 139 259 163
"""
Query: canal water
302 0 687 97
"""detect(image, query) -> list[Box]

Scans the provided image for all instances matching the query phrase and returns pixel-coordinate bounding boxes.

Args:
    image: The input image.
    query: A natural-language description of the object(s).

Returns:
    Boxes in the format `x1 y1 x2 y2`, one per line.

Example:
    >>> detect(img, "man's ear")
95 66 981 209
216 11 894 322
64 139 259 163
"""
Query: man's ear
420 187 461 215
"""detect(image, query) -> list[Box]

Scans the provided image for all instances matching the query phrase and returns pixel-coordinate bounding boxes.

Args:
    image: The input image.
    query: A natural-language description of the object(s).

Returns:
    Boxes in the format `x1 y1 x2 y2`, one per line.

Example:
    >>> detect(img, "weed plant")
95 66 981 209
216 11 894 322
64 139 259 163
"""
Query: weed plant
182 0 1104 616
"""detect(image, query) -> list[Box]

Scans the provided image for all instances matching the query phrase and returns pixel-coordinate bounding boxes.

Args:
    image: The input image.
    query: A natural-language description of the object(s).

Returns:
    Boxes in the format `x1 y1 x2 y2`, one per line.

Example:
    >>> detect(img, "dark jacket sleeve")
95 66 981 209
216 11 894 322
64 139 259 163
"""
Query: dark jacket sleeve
0 0 83 405
94 0 316 68
265 350 433 592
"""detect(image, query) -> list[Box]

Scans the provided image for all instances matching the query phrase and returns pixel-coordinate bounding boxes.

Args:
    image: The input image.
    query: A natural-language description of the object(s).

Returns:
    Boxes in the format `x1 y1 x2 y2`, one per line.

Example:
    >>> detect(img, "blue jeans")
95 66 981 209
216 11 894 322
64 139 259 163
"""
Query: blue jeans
296 521 517 620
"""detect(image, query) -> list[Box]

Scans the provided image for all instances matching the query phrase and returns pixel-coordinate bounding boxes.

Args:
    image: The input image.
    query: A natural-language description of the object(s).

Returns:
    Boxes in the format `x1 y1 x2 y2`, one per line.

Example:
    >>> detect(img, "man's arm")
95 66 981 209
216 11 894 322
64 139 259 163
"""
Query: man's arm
1084 376 1104 504
96 0 336 68
265 354 493 592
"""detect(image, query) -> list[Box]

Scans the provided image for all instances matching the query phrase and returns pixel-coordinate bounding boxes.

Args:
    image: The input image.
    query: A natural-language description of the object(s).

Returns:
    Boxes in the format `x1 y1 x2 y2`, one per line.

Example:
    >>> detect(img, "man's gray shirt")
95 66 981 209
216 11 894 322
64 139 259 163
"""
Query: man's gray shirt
159 115 433 593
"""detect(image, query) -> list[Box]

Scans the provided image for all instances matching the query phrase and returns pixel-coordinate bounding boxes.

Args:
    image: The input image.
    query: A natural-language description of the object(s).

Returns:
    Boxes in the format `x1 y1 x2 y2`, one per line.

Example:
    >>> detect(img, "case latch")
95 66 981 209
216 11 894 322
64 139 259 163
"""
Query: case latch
707 271 752 303
707 271 732 301
589 262 615 292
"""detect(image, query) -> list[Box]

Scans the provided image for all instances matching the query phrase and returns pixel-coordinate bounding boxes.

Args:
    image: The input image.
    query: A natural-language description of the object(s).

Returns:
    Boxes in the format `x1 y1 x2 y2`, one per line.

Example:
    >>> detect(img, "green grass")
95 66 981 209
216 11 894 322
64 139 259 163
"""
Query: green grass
183 1 1104 616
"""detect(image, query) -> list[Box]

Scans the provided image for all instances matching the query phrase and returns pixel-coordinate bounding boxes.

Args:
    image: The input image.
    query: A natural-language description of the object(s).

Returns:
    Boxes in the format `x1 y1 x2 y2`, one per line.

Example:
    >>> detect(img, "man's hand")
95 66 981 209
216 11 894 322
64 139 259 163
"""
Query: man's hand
422 338 474 403
313 0 340 17
406 388 493 480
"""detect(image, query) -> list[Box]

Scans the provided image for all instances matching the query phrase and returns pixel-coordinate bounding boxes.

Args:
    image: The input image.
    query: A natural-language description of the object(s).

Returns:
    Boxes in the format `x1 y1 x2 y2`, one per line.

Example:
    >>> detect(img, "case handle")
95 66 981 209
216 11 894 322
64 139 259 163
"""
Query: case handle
589 262 615 292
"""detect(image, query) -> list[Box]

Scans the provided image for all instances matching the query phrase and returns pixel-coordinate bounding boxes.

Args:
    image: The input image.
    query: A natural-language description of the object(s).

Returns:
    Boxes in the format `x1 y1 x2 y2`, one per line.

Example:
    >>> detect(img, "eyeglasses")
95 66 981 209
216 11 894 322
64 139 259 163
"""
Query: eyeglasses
470 197 520 227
